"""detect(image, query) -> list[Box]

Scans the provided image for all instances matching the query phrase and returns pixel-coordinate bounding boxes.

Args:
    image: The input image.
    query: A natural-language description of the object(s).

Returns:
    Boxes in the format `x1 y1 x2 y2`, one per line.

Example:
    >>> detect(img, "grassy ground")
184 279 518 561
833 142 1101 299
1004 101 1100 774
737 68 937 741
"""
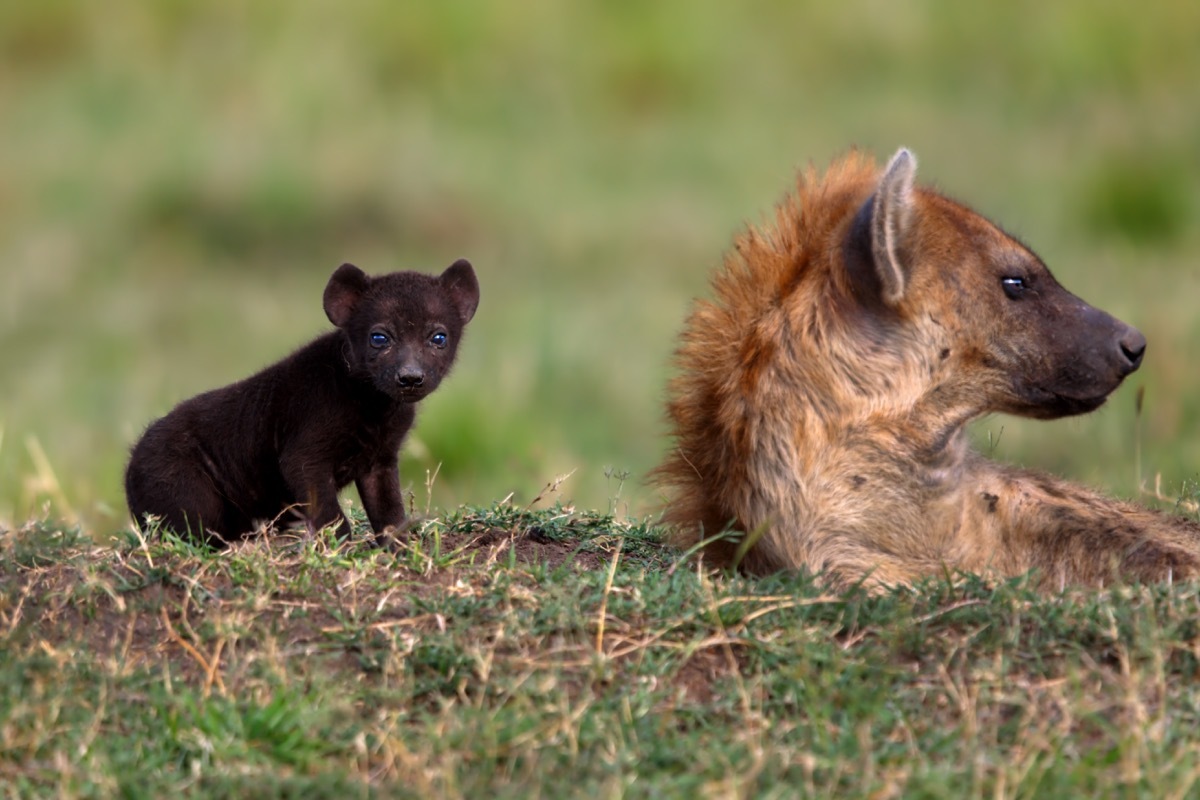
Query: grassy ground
2 2 1200 533
4 506 1200 798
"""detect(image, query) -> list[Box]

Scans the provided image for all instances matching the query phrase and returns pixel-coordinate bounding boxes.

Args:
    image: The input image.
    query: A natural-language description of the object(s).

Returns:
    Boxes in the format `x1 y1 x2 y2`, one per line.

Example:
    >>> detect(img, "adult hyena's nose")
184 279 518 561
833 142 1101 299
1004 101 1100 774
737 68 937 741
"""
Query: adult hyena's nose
1117 325 1146 374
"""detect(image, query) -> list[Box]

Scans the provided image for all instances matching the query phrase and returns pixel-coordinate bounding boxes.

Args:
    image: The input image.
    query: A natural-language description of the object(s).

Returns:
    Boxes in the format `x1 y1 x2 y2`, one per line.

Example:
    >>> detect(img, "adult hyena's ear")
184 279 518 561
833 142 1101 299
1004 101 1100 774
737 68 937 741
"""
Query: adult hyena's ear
868 148 917 305
440 258 480 324
324 263 370 328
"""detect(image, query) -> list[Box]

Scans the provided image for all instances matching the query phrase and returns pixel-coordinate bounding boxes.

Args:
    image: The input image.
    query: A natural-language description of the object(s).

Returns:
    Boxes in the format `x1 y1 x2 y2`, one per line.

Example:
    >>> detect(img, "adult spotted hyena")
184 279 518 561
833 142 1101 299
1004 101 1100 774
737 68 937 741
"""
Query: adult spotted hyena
654 148 1200 590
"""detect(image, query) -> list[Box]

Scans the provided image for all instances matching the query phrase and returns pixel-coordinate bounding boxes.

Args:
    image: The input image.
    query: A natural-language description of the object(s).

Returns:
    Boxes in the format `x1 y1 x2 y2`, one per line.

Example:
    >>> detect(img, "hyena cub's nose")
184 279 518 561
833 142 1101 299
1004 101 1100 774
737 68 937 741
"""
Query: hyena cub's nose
396 369 425 389
1117 327 1147 373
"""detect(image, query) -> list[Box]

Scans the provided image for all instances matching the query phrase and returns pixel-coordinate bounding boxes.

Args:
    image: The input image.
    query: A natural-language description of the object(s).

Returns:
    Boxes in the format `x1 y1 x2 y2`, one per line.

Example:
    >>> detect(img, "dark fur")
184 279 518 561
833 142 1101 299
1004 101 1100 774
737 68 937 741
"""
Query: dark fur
125 260 479 545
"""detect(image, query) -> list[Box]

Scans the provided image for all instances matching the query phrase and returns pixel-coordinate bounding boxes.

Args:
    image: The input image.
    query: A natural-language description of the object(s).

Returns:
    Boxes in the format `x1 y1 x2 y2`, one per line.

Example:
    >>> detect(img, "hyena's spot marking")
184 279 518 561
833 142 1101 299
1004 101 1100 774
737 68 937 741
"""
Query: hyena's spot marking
1046 504 1078 524
981 492 999 513
851 475 867 489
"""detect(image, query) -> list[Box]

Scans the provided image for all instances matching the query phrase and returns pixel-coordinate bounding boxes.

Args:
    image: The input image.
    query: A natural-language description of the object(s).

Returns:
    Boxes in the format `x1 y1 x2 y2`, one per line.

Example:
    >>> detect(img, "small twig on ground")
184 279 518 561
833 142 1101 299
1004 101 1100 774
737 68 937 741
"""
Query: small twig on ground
159 606 226 697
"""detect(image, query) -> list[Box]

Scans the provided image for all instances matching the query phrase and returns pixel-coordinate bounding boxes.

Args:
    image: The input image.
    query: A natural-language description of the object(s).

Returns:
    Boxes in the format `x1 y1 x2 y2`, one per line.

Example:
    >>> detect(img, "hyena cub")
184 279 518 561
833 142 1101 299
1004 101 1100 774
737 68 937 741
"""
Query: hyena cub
655 148 1200 590
125 260 479 546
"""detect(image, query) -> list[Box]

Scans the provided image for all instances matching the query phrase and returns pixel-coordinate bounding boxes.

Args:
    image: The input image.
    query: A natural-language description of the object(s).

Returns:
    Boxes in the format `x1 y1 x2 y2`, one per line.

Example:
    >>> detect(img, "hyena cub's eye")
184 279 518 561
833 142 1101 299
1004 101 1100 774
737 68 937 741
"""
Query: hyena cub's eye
1000 277 1028 300
370 331 390 347
429 331 448 348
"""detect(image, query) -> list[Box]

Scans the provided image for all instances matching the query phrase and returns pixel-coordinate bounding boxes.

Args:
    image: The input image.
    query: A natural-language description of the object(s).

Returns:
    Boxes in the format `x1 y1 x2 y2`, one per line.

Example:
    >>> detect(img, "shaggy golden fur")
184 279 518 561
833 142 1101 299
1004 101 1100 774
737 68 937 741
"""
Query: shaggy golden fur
654 148 1200 589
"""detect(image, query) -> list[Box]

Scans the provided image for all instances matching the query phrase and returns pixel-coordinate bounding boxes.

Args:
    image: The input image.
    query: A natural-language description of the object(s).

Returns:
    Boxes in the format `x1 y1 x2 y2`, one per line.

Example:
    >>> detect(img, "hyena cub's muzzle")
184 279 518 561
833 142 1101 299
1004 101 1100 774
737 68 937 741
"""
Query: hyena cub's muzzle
392 363 430 400
381 352 441 402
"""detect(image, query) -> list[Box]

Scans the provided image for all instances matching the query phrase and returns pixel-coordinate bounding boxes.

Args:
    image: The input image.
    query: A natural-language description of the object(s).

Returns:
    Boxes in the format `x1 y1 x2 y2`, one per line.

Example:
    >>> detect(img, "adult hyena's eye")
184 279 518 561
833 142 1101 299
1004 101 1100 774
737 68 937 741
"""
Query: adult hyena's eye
1001 277 1027 300
370 331 390 347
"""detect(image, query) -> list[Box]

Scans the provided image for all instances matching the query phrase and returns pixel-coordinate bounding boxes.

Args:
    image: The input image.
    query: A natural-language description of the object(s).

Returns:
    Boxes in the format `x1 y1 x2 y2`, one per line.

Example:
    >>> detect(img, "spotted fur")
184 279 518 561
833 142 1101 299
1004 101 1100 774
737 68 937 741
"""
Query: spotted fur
654 148 1200 589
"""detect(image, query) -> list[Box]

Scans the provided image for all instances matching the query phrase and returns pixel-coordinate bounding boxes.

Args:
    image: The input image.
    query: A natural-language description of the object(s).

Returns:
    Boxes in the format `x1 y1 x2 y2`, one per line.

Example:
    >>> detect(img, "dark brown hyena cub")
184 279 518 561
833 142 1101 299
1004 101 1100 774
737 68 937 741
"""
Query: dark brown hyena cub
125 260 480 546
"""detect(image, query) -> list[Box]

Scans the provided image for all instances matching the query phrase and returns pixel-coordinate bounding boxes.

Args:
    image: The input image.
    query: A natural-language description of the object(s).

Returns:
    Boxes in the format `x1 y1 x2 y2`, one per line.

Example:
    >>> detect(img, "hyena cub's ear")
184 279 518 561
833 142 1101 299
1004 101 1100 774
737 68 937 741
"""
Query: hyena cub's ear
440 258 480 324
324 263 370 328
869 148 917 306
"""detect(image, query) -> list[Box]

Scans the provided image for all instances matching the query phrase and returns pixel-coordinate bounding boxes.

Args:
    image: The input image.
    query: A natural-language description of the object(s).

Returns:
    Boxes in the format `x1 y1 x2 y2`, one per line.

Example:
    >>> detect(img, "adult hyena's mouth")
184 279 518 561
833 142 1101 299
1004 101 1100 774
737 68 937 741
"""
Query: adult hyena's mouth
1001 374 1130 421
1040 389 1113 419
1049 392 1109 417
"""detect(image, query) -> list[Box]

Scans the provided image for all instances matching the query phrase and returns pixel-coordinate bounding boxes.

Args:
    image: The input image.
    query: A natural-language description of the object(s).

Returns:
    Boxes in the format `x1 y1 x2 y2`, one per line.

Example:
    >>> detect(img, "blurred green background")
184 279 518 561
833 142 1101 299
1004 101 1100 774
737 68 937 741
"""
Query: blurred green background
2 1 1199 535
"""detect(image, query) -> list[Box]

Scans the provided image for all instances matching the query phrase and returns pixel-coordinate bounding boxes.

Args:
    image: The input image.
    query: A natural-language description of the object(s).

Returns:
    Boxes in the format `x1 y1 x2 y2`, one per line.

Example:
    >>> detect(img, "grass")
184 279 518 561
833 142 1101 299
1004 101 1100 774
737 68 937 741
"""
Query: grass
4 505 1200 797
3 2 1200 532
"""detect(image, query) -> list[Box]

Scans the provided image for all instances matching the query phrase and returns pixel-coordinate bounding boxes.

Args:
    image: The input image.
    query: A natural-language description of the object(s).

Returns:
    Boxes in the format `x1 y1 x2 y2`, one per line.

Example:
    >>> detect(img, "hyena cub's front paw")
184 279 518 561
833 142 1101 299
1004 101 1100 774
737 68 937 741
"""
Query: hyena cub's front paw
370 516 428 553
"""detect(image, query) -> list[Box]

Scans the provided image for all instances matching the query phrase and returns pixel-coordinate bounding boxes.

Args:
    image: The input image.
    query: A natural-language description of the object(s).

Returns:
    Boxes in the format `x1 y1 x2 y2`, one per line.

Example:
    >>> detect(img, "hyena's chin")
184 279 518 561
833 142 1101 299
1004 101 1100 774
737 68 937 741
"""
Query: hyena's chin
1010 387 1114 420
1044 393 1111 418
1007 358 1138 419
381 384 434 403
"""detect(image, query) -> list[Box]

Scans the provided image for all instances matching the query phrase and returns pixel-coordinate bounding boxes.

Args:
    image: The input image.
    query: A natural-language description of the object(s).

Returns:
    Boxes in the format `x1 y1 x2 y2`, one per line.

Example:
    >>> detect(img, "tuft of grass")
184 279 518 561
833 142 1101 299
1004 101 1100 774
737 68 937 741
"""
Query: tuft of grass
4 507 1200 797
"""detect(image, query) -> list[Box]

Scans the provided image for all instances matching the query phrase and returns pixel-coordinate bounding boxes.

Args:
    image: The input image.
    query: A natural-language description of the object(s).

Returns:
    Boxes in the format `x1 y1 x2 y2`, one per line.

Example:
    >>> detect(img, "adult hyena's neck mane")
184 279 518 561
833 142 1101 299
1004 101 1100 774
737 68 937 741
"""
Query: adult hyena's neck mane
709 153 879 340
701 153 933 426
656 152 960 555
